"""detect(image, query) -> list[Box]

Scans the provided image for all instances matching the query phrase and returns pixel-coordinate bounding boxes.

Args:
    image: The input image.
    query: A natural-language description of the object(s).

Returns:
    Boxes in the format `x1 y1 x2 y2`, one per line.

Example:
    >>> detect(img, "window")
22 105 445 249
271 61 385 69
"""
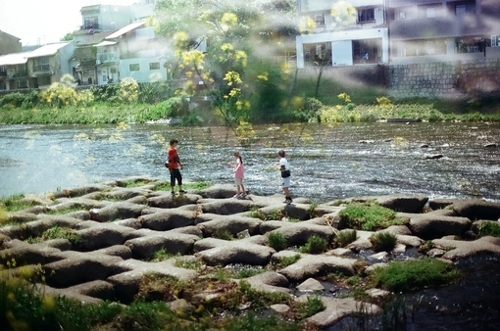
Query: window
102 75 107 82
129 64 140 71
456 5 467 16
149 62 160 70
33 57 50 72
37 76 50 86
84 16 99 29
358 8 374 23
314 14 325 27
110 67 117 74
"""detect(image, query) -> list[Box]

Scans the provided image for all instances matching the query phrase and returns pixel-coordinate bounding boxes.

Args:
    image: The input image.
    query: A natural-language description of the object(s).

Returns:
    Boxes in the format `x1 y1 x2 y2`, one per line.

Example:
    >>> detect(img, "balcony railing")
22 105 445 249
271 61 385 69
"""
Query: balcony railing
96 52 120 64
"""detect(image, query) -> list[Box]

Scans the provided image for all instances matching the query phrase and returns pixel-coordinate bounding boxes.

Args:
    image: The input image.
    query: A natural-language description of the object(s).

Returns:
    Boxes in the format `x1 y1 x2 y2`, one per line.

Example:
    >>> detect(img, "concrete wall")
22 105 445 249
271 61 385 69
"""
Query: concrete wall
386 57 500 98
296 54 500 100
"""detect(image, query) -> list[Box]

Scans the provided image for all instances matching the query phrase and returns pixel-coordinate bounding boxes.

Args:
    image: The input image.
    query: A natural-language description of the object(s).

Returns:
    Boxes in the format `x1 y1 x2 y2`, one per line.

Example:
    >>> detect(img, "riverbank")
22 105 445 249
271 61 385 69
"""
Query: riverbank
1 177 500 330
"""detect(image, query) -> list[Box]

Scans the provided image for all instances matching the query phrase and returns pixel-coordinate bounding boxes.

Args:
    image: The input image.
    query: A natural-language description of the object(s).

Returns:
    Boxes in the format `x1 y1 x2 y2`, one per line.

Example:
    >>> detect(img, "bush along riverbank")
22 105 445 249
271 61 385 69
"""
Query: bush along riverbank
1 177 500 330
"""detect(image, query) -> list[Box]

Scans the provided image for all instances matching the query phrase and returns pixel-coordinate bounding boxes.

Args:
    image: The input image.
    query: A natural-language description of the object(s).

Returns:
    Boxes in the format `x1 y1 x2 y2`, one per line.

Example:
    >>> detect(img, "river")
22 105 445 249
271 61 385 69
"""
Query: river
0 122 499 202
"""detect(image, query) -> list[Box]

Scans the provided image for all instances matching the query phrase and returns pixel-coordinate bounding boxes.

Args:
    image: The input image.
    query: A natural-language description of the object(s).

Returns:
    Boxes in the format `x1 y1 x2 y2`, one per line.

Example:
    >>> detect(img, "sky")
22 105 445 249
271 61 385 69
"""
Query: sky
0 0 134 46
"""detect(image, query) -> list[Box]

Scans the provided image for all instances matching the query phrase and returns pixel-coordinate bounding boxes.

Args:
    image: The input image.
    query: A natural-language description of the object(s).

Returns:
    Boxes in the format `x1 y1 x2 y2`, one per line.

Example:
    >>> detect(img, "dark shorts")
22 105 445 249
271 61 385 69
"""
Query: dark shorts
169 168 182 186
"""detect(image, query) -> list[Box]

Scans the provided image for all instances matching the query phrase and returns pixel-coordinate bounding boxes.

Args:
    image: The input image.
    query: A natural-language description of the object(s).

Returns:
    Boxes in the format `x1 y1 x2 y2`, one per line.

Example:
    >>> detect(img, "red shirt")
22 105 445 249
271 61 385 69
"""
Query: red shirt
168 147 180 170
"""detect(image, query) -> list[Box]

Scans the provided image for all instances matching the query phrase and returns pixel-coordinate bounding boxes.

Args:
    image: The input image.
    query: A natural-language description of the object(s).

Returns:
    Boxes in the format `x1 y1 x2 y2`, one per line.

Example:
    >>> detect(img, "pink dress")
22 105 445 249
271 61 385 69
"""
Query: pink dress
234 159 244 179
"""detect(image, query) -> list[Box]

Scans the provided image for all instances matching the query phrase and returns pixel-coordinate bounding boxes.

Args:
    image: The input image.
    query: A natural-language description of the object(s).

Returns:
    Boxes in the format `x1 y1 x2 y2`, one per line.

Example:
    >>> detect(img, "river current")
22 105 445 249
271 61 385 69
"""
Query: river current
0 122 499 202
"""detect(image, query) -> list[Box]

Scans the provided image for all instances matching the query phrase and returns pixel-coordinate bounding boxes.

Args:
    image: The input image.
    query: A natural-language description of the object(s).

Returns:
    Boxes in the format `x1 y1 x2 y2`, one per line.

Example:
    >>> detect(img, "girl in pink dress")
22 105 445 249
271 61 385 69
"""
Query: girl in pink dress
230 152 246 198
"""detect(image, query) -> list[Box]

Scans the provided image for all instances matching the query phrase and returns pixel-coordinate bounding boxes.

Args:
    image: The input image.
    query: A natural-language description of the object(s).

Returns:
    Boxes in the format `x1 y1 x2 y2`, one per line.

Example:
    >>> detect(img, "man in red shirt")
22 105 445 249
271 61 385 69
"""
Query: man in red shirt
167 139 186 194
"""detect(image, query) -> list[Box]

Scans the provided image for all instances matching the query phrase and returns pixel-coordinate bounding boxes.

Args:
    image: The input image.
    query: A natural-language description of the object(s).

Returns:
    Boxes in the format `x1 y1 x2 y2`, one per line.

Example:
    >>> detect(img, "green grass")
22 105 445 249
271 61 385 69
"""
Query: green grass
272 254 301 268
298 235 329 254
336 230 357 247
173 257 204 270
338 202 408 231
296 296 325 319
27 226 81 245
150 248 180 262
212 229 234 240
249 206 266 220
235 266 265 279
268 232 288 251
0 194 37 212
152 180 211 191
120 180 151 188
370 258 460 293
477 222 500 238
370 232 398 252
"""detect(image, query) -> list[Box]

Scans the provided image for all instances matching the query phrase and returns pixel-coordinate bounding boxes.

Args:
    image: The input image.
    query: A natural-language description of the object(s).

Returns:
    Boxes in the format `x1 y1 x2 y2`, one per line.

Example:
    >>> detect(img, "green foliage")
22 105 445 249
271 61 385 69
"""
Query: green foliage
477 221 500 238
238 280 291 308
298 235 328 254
118 77 139 103
0 194 34 212
236 266 265 279
370 258 460 292
28 226 81 245
268 231 288 251
370 232 398 252
336 229 357 247
153 96 189 118
150 248 179 262
173 257 204 270
213 229 234 240
268 209 282 220
338 202 408 231
224 312 301 331
249 206 266 220
137 81 172 104
273 254 301 268
0 92 26 108
296 296 325 319
153 180 211 191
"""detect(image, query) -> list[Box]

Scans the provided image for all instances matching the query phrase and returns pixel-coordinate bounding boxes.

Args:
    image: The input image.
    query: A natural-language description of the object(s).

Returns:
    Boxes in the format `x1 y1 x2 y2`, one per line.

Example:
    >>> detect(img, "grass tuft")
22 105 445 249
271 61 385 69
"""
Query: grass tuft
336 229 357 247
298 235 329 254
370 232 398 252
370 258 460 293
268 232 288 251
338 202 408 231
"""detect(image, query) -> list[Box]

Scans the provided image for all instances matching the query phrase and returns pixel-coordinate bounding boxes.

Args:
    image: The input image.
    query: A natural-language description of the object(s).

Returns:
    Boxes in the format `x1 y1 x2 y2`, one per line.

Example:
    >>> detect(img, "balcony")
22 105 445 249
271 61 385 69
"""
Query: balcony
96 52 120 65
389 15 486 40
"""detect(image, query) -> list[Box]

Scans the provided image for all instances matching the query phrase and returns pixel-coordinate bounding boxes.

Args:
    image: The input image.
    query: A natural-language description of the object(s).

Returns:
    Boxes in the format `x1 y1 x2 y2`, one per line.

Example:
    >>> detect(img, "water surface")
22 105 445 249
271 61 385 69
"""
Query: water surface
0 122 498 201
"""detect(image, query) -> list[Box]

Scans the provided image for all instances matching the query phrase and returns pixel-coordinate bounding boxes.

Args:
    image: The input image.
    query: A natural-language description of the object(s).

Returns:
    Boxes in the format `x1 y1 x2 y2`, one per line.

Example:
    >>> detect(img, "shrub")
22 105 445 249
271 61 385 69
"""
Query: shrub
268 232 287 251
118 77 139 103
39 82 79 107
338 202 408 231
299 235 328 254
336 229 357 247
370 258 460 292
0 92 25 108
370 232 397 252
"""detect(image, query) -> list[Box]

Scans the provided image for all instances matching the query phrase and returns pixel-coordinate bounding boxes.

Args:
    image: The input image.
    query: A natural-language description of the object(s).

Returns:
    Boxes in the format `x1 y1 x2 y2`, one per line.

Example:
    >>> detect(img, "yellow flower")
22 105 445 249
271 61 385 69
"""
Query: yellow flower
42 294 56 312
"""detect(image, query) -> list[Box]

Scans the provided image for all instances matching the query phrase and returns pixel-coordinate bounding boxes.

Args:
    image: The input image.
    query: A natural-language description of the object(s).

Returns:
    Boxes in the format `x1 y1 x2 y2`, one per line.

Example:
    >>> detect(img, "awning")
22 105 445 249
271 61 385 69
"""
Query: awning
106 21 146 39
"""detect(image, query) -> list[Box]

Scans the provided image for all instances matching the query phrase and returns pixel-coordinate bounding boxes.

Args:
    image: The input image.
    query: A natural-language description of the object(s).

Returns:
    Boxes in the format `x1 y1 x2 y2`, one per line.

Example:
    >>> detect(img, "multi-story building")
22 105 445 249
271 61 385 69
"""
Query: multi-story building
95 21 168 85
295 0 389 68
387 0 500 63
0 41 75 90
0 30 22 56
295 0 500 68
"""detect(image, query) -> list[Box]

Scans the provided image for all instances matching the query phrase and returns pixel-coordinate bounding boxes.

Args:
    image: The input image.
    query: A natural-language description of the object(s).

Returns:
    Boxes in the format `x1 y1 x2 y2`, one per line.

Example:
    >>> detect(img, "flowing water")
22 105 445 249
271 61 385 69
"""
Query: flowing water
0 122 499 201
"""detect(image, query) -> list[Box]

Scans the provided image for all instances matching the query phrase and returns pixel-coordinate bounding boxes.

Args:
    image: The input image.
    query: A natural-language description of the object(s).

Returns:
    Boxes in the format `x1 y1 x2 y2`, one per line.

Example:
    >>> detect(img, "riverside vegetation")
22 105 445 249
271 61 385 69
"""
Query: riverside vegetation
1 75 500 130
1 178 500 330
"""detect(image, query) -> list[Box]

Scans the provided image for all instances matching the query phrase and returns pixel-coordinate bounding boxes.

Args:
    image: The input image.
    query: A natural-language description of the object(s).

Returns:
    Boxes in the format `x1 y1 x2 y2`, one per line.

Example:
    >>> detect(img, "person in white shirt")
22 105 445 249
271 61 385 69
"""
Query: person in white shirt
277 149 292 205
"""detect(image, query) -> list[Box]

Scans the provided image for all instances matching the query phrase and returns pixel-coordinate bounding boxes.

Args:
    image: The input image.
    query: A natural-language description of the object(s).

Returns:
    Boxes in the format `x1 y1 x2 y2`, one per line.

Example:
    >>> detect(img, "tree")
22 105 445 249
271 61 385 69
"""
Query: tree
153 0 298 135
60 33 74 41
